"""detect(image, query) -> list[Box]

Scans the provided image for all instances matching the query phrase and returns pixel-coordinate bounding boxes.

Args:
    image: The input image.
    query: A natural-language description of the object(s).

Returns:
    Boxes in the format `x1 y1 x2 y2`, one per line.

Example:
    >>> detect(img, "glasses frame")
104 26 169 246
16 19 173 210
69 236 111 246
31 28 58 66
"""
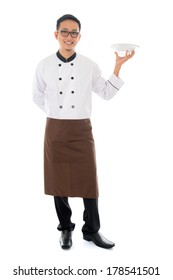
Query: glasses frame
59 29 80 38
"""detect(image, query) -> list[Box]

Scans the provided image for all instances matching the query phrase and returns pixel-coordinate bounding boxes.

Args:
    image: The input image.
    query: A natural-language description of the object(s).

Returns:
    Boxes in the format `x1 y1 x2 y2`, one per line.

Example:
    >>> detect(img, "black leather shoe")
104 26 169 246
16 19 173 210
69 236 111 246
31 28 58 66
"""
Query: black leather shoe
83 232 115 249
59 230 72 249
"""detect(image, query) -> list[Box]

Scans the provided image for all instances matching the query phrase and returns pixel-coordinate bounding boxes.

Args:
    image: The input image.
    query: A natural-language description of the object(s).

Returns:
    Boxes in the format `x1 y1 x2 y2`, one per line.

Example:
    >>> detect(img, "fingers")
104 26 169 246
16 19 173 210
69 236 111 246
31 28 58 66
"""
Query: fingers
126 50 135 58
115 50 135 59
115 50 135 67
114 51 118 57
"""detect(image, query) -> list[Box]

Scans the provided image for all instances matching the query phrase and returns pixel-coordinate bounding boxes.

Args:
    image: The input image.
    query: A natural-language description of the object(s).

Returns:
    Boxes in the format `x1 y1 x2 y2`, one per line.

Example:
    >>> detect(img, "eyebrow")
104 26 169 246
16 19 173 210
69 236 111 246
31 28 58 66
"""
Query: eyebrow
60 28 78 31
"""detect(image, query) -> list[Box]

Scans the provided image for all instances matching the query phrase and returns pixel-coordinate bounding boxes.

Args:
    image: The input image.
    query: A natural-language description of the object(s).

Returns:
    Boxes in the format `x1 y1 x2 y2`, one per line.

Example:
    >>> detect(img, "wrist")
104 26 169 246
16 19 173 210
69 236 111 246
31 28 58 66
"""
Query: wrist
114 64 121 77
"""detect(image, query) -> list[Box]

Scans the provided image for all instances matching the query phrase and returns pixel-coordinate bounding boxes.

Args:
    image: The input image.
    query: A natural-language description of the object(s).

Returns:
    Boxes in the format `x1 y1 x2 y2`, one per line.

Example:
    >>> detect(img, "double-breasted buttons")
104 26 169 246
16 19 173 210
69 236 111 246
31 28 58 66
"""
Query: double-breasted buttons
57 60 76 113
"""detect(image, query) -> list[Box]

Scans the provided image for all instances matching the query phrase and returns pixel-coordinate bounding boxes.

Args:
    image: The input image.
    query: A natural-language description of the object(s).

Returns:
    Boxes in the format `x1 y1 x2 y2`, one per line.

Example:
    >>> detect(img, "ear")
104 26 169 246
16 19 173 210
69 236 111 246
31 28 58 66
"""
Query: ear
54 31 58 40
78 33 81 42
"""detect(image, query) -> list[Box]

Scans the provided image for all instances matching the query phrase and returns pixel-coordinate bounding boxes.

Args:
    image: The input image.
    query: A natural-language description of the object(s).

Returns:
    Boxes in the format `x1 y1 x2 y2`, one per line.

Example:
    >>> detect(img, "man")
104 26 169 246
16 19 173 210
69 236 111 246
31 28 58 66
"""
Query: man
33 14 135 250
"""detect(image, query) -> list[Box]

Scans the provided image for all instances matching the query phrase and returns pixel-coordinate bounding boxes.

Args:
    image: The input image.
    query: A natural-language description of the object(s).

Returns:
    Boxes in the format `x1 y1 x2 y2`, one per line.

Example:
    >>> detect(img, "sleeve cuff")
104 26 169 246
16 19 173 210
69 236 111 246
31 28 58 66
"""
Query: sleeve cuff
108 74 124 90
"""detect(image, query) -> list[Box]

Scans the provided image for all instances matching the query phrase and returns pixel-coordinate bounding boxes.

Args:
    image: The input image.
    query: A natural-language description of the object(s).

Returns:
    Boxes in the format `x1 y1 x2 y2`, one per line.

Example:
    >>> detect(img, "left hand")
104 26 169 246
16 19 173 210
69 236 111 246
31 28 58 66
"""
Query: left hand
115 50 135 67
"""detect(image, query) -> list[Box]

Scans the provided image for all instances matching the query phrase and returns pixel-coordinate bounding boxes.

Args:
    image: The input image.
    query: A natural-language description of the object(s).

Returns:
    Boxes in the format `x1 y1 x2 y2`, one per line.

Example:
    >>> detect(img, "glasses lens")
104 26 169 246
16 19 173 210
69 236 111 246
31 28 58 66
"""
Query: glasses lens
60 30 69 37
71 32 79 38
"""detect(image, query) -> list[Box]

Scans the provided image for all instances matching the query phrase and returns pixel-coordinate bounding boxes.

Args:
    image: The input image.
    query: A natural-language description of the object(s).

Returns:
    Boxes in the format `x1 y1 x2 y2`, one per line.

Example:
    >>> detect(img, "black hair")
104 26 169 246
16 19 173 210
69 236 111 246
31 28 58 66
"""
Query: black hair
56 14 81 31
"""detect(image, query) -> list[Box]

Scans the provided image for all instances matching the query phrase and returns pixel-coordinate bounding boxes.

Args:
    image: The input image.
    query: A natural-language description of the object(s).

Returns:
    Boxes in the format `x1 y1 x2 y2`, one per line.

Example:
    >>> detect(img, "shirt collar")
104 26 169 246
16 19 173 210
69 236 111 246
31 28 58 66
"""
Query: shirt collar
56 51 76 63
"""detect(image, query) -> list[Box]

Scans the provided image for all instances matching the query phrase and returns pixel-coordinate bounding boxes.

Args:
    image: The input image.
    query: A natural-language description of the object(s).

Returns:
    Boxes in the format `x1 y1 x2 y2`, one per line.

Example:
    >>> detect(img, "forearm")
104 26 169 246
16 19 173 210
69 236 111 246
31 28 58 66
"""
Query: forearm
113 64 121 77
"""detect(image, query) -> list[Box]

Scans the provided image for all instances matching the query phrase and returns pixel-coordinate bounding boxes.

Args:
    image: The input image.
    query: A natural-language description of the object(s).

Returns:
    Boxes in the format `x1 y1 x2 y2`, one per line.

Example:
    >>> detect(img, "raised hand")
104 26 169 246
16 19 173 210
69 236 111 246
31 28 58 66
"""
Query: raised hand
115 50 135 66
114 50 135 76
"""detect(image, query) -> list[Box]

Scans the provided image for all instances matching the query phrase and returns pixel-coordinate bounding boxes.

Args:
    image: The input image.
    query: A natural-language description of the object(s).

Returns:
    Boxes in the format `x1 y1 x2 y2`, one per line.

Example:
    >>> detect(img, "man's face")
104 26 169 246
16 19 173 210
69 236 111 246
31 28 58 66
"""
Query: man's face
55 20 81 53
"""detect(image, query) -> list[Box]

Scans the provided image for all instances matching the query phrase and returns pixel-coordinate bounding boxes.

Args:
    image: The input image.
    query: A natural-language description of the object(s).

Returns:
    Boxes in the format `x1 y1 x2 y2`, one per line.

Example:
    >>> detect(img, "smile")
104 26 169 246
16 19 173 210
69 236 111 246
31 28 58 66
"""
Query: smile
64 41 73 45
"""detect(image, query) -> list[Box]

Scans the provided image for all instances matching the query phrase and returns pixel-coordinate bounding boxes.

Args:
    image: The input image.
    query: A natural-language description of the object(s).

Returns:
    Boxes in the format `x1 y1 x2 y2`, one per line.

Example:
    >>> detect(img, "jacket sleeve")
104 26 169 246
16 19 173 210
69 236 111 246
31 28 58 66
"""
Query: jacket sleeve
92 64 124 100
32 60 46 112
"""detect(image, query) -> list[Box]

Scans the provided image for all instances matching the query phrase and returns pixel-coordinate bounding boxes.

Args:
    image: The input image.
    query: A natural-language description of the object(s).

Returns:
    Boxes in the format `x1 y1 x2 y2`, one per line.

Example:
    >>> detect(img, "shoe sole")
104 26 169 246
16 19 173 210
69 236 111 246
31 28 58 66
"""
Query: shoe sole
60 240 72 249
83 235 115 249
61 245 72 249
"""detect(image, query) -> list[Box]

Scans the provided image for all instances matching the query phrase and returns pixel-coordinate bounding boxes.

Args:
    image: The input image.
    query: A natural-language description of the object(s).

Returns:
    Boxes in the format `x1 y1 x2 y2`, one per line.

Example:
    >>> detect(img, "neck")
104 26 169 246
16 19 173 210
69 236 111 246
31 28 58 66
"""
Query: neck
59 48 75 60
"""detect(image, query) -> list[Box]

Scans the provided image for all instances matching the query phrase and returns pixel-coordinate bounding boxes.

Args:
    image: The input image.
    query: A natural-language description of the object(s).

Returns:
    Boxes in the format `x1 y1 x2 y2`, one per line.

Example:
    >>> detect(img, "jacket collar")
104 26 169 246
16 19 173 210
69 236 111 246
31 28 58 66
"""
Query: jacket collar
56 51 76 63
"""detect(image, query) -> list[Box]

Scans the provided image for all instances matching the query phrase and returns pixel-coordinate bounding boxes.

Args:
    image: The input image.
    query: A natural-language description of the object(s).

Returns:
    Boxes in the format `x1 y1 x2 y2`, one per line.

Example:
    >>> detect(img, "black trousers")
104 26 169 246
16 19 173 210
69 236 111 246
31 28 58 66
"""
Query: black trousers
54 197 100 234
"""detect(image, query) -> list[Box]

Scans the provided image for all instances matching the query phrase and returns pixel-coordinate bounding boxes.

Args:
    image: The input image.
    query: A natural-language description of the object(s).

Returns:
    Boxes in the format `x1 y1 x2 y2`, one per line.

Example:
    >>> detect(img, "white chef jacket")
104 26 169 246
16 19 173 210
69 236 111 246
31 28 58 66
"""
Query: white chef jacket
33 52 124 119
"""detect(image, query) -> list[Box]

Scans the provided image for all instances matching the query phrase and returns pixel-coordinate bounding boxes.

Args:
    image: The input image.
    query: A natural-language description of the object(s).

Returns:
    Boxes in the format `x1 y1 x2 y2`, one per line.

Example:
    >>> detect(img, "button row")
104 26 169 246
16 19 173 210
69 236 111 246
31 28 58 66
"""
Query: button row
59 105 75 109
59 77 74 80
58 63 74 67
59 91 75 94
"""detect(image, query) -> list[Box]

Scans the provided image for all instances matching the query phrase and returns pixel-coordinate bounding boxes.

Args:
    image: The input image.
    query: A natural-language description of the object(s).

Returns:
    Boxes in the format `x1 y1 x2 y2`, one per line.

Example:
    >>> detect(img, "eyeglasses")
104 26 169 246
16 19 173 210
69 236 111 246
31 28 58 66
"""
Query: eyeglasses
59 30 80 38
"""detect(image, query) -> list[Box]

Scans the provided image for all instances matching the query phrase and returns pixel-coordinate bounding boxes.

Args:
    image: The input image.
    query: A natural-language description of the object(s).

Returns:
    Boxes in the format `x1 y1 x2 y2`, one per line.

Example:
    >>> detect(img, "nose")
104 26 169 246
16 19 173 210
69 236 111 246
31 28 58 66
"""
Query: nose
65 34 73 41
67 33 71 37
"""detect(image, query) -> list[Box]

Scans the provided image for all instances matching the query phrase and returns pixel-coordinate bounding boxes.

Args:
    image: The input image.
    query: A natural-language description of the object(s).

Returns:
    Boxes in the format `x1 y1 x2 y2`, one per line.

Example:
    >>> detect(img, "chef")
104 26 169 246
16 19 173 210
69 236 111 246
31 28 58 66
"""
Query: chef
33 14 135 250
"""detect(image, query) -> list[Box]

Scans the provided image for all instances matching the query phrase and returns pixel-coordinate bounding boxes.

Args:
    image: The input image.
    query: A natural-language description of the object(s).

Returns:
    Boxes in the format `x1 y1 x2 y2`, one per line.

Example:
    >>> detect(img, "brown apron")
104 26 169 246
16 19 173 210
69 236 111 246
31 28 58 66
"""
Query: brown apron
44 118 99 198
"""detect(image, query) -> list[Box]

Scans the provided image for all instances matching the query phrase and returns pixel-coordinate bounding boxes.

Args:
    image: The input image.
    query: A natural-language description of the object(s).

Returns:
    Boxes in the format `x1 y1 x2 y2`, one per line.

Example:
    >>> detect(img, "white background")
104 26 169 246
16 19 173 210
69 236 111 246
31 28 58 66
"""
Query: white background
0 0 173 279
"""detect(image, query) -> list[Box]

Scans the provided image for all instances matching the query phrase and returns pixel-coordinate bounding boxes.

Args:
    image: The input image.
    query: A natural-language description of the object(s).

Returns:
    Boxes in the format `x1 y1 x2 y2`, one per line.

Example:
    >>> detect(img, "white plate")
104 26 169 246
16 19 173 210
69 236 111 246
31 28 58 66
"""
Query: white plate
111 43 139 52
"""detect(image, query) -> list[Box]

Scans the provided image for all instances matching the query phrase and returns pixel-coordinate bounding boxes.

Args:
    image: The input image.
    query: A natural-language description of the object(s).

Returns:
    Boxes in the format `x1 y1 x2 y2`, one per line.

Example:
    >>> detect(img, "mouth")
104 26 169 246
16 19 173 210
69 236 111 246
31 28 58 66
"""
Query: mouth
64 41 73 46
